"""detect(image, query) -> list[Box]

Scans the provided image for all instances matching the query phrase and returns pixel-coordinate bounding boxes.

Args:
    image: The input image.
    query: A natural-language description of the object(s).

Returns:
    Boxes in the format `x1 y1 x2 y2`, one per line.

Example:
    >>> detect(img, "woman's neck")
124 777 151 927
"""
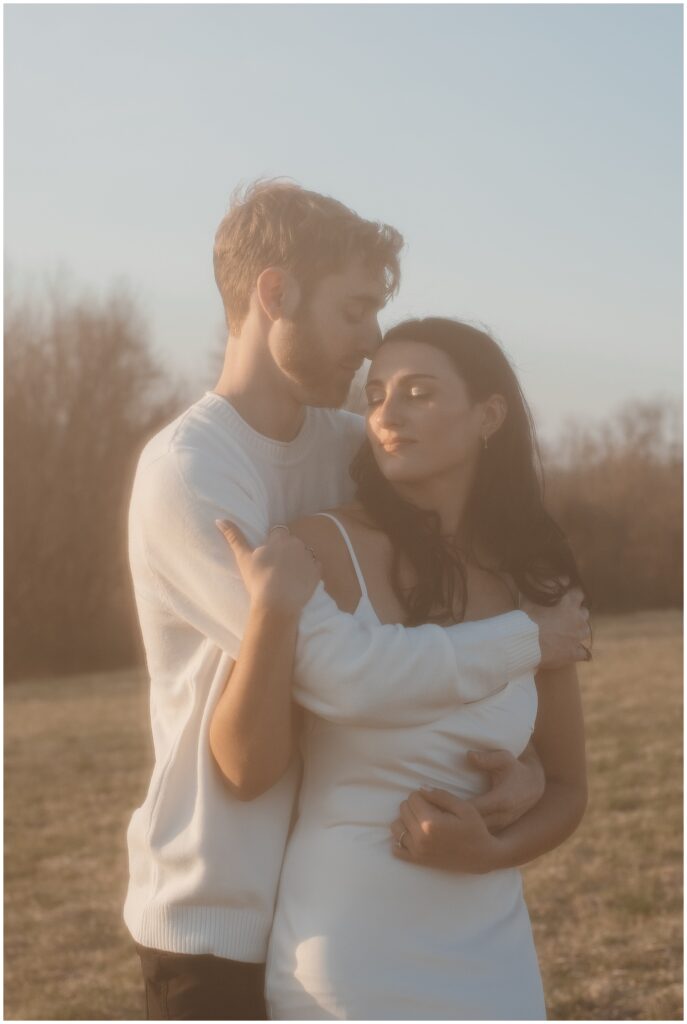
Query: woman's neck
393 462 478 540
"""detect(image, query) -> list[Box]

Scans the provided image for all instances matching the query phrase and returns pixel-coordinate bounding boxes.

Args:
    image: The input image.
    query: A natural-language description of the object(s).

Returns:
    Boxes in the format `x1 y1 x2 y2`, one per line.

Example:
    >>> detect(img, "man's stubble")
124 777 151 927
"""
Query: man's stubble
276 307 352 410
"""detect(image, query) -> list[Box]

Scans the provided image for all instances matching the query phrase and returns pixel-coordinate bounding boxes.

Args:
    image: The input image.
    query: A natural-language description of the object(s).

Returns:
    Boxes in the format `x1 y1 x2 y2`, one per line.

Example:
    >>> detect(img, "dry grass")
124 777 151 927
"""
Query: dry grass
4 611 683 1020
523 610 683 1020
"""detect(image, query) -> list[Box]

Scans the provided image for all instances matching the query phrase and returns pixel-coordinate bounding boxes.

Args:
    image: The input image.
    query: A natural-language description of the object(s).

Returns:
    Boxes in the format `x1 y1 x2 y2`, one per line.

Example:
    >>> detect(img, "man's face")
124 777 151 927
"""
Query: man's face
269 258 387 408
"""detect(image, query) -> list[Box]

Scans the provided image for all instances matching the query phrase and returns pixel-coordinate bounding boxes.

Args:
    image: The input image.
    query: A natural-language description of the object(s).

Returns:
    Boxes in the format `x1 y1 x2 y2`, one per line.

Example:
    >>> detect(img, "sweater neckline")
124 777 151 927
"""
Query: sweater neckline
202 391 318 464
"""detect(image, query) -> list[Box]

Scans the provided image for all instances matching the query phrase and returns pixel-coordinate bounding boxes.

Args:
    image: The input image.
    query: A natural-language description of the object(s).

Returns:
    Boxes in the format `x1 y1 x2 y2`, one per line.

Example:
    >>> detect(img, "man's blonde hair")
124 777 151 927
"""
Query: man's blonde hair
213 179 403 330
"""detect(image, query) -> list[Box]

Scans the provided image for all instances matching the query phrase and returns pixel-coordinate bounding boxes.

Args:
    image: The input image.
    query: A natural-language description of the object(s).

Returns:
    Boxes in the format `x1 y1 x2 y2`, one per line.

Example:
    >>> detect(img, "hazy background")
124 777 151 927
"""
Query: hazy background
5 1 683 681
5 3 683 437
4 5 683 1021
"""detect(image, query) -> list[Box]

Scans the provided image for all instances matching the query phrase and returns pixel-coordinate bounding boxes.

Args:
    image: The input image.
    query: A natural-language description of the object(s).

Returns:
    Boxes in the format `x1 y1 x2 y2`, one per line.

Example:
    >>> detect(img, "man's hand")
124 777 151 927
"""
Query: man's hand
521 587 592 670
467 744 545 832
390 789 502 873
389 744 546 871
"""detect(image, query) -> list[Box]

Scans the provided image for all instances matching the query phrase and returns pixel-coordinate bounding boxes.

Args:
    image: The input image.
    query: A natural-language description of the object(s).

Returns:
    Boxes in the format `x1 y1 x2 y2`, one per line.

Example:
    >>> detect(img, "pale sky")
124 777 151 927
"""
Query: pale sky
4 3 683 439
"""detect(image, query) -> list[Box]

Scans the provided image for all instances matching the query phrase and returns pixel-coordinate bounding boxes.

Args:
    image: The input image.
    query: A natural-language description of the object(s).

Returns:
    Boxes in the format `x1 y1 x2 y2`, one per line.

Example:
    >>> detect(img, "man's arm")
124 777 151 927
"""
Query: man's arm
132 449 266 658
141 456 545 722
291 541 590 727
465 741 546 834
294 585 541 726
390 665 587 871
140 457 585 798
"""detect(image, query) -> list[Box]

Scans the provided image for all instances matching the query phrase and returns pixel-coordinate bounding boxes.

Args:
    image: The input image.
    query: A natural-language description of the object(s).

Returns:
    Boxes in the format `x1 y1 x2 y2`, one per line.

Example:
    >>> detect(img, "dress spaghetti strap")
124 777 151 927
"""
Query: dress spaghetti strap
314 512 370 602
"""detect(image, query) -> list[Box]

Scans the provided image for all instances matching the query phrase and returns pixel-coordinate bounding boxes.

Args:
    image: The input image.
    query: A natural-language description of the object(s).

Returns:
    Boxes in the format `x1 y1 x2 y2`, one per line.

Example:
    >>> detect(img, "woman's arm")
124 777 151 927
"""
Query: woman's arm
210 512 587 801
209 523 318 799
209 602 302 801
492 664 588 865
209 515 538 801
390 665 587 871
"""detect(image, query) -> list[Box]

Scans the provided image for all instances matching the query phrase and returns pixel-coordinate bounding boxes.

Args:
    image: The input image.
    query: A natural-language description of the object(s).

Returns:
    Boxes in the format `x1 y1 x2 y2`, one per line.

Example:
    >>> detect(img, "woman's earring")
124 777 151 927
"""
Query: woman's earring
482 435 489 450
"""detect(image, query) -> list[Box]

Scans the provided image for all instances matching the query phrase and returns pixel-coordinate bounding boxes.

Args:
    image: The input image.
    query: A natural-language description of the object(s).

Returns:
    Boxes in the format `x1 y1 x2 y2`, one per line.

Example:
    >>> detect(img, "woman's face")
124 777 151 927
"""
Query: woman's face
365 339 501 486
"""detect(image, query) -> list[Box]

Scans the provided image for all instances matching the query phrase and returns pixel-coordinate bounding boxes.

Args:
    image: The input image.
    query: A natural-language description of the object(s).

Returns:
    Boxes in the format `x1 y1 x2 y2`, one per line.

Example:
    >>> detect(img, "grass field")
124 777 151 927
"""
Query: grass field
4 611 683 1020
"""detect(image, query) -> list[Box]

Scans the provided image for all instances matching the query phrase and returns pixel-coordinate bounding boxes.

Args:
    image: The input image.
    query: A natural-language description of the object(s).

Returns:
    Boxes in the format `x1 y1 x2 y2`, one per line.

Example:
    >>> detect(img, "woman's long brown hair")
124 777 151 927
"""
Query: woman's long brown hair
350 317 585 625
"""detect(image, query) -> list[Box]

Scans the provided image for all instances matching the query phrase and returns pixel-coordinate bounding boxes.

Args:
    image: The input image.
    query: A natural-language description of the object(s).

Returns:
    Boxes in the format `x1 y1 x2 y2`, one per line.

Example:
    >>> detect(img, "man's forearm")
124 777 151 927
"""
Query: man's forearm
294 585 540 726
209 602 299 799
209 597 539 797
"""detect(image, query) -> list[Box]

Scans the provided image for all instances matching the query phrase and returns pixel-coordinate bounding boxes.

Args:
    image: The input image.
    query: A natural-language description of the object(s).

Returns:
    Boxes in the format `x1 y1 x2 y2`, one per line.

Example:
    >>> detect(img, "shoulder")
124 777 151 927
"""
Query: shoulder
130 402 267 538
288 503 378 546
136 398 258 495
287 512 351 567
287 511 363 613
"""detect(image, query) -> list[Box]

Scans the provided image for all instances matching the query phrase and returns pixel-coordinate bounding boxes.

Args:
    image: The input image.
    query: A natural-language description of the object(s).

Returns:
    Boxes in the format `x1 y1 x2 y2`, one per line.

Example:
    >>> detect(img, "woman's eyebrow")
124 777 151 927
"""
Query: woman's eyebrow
366 373 438 389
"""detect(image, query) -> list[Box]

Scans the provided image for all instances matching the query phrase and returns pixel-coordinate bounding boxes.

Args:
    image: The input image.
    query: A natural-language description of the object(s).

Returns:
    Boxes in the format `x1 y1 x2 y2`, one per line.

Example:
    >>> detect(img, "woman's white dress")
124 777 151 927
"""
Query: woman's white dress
266 515 546 1020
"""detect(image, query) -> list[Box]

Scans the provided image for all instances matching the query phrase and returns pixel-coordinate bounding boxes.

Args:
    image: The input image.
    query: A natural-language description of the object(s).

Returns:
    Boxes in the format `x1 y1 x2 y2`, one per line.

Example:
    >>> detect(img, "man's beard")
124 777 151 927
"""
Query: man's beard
277 310 353 409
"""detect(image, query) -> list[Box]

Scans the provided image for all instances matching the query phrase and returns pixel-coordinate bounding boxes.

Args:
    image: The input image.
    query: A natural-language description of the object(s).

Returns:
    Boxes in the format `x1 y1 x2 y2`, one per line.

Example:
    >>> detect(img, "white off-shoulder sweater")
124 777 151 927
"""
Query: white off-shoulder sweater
123 392 540 963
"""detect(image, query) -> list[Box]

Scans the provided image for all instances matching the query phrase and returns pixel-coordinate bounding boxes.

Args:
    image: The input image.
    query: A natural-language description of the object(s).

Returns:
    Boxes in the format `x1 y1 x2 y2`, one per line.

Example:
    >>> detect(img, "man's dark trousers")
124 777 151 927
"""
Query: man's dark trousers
136 943 267 1020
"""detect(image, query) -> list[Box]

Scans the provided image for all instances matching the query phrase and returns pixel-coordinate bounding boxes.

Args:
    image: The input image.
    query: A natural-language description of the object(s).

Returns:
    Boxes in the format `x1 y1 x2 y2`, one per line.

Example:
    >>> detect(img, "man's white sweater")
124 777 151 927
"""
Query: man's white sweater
124 392 540 962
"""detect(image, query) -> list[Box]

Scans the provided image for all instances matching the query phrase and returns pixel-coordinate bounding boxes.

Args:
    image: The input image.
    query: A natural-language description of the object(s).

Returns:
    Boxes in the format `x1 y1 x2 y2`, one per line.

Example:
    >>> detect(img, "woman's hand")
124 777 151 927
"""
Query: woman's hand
216 520 322 615
390 788 503 874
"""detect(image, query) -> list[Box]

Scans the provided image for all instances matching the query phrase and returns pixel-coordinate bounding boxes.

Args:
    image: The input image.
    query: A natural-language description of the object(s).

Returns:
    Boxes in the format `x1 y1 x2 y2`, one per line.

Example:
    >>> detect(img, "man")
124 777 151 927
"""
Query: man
125 180 590 1019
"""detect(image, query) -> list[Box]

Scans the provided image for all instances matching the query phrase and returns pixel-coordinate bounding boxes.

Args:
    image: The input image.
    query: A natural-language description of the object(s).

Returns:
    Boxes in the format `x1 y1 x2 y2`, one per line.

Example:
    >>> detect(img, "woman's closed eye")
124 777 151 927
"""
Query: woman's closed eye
366 386 432 408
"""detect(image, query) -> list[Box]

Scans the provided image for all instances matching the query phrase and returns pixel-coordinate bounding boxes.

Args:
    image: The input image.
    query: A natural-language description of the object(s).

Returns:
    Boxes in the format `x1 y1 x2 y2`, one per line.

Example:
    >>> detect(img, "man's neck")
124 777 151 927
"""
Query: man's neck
214 331 306 442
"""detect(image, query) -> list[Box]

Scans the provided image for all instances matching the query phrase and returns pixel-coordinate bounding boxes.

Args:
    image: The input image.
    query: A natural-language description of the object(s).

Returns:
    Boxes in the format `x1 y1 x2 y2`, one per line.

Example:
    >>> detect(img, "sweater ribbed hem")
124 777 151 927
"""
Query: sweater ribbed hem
499 610 541 679
124 900 271 963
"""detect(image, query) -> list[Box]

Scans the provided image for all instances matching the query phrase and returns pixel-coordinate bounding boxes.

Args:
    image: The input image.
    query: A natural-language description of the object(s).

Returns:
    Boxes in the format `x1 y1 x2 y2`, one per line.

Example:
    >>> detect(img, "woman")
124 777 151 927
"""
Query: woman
217 318 587 1019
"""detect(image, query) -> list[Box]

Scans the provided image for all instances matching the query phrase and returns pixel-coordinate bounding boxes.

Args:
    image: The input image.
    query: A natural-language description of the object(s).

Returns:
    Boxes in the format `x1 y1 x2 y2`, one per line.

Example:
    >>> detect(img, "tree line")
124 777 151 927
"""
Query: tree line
4 283 682 680
5 281 184 680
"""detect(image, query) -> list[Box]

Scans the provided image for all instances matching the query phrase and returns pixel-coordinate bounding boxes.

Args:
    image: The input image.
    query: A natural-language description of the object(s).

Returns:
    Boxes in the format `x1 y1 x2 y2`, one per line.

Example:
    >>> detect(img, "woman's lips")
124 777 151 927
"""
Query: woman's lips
379 438 416 453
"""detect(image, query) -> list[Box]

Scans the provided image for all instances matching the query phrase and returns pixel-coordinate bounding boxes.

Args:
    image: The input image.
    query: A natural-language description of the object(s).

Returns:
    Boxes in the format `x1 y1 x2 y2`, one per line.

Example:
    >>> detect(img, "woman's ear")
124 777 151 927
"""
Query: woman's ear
256 267 300 322
481 393 508 442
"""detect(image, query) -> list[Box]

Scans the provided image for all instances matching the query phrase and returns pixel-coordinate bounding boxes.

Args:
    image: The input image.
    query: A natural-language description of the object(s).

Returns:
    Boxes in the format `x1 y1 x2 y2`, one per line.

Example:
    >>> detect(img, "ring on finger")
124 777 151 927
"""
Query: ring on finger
395 828 409 851
269 524 290 536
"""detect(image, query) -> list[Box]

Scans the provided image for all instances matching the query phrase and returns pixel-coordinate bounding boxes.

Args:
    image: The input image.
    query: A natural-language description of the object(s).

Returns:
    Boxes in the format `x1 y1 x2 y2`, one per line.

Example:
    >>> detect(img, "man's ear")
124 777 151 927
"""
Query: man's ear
256 267 301 322
482 393 508 442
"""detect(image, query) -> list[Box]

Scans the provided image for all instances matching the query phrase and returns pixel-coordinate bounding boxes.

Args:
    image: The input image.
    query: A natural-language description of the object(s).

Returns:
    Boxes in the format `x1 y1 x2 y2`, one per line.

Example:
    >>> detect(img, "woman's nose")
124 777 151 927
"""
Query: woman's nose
375 396 403 429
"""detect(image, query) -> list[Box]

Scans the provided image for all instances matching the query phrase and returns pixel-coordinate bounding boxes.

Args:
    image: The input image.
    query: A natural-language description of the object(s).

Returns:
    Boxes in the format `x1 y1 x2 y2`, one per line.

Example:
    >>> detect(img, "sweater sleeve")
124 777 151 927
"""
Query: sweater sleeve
130 448 261 660
293 584 540 727
133 449 539 725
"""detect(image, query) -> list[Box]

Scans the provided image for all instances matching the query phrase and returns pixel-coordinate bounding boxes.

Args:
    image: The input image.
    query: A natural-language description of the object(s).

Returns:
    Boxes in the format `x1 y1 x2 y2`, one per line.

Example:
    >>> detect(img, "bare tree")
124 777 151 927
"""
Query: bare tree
5 280 185 679
5 276 681 682
544 398 683 611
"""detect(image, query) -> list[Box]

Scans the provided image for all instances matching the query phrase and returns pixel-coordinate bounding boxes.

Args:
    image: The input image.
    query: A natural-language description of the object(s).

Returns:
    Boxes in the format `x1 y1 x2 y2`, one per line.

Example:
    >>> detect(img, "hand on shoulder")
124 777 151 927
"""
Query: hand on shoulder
288 508 369 614
216 519 322 614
